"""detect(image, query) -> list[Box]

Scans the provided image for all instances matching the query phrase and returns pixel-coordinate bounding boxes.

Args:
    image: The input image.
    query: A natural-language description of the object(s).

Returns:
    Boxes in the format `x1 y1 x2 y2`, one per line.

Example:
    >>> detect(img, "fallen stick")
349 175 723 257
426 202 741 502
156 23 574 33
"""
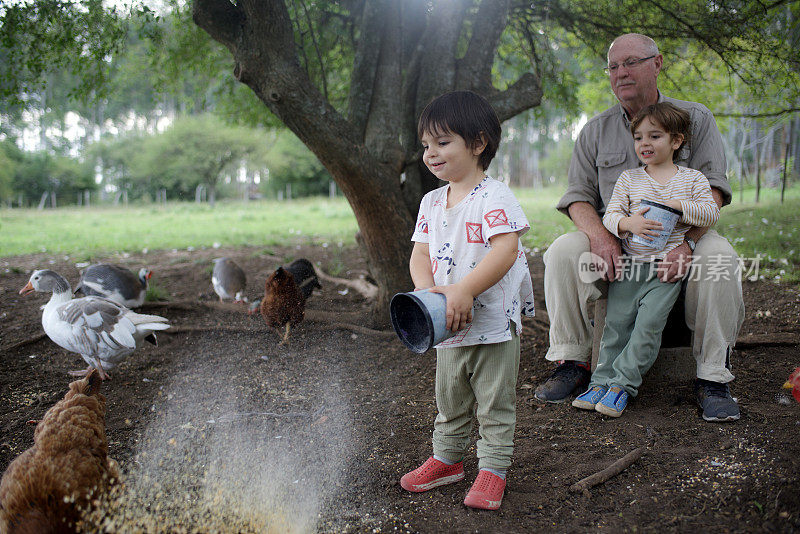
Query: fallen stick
569 447 644 497
733 332 798 348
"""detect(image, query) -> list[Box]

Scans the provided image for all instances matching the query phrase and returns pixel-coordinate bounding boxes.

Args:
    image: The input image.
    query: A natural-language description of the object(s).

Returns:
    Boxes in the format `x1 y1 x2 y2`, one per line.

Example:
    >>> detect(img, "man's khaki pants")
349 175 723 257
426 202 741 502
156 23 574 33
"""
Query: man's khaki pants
543 230 744 383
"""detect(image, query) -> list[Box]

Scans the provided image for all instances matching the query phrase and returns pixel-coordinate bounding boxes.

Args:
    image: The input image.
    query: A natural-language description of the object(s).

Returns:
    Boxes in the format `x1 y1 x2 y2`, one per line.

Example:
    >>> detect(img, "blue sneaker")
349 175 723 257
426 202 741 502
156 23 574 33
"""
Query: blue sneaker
572 386 608 410
595 387 629 417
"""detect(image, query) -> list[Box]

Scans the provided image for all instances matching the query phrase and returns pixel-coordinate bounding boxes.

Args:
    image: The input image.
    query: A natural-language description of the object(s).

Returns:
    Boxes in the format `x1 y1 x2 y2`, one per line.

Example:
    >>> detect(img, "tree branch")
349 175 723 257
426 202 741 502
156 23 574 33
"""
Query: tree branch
414 0 470 114
192 0 243 53
348 0 383 140
456 0 510 91
488 72 543 122
714 107 800 119
362 0 405 168
296 0 328 101
569 448 644 497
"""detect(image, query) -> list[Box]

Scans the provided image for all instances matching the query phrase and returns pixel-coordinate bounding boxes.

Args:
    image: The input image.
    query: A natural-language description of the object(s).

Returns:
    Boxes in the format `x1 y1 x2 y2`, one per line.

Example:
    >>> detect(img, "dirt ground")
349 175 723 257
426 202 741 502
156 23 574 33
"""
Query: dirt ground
1 244 799 533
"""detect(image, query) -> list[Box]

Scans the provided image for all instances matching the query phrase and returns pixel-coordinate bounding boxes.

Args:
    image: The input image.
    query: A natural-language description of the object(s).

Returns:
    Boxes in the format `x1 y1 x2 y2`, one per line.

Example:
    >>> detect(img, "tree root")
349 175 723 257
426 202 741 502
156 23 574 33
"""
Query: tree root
1 333 47 353
160 320 395 339
315 322 396 339
569 447 644 497
140 300 246 312
314 266 378 299
161 325 265 335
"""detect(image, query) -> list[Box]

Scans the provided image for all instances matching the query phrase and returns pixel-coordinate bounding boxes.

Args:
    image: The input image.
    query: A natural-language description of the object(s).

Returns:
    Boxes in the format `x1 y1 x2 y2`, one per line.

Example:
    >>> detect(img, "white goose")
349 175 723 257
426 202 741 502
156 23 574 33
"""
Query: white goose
19 269 170 380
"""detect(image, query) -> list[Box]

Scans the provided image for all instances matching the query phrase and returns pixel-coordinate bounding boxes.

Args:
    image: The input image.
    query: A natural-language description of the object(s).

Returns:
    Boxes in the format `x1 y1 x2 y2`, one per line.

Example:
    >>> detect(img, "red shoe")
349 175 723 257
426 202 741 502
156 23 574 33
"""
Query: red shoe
463 470 506 510
400 457 465 492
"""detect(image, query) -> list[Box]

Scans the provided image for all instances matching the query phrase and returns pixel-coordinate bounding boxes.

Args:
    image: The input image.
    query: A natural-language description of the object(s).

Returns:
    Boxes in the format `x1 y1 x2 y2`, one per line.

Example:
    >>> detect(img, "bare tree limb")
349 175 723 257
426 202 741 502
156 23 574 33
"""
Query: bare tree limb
569 448 644 497
296 0 328 100
488 72 543 122
363 0 406 167
414 0 469 114
715 107 800 119
192 0 243 52
348 0 383 139
456 0 510 90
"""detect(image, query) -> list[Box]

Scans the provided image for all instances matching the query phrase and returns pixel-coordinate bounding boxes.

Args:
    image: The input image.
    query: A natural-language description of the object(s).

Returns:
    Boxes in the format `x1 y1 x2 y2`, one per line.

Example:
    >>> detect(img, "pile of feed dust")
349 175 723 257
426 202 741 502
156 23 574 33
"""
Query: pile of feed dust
79 478 293 533
80 364 352 533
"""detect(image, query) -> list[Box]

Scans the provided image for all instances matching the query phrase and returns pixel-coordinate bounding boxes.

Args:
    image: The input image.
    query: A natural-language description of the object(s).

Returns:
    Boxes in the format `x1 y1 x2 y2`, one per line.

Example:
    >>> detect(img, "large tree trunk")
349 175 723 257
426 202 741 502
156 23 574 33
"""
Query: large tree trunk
192 0 542 323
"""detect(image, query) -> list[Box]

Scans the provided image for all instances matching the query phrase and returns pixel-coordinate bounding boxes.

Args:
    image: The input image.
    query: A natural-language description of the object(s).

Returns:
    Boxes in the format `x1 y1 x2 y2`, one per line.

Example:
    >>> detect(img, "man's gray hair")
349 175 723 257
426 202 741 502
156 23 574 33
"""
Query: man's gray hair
608 33 660 58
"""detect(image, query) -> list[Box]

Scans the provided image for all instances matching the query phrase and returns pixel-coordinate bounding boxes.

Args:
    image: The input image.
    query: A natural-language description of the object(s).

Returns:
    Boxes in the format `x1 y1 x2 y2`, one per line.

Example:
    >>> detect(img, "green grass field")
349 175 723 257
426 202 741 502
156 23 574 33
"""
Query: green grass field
1 186 797 283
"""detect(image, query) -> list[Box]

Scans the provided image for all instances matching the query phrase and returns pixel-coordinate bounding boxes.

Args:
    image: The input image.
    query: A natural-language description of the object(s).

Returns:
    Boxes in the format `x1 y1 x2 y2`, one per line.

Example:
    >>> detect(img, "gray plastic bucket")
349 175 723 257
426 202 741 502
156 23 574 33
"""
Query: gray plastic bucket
629 199 682 250
390 290 456 353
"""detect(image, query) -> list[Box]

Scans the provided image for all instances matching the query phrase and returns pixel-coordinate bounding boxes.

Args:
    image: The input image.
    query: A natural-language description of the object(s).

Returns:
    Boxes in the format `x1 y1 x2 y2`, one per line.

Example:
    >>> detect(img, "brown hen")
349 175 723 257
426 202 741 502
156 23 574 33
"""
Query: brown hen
0 370 119 533
260 266 306 344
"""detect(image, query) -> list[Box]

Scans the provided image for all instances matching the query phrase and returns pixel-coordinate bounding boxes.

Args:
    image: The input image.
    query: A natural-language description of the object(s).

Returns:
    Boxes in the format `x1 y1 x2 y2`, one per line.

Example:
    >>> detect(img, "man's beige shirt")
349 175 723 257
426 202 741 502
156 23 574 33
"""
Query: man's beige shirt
557 94 731 217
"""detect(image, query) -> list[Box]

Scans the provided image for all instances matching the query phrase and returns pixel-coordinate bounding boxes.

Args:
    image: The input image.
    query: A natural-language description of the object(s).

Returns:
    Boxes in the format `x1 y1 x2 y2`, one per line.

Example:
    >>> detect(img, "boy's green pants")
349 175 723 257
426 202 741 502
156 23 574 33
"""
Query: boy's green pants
591 261 681 397
432 327 519 471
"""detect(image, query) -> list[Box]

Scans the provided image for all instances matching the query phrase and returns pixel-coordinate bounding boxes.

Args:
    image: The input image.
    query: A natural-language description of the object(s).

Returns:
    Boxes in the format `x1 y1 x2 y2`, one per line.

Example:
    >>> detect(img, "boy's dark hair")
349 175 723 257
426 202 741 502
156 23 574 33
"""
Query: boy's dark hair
630 102 692 161
417 90 501 171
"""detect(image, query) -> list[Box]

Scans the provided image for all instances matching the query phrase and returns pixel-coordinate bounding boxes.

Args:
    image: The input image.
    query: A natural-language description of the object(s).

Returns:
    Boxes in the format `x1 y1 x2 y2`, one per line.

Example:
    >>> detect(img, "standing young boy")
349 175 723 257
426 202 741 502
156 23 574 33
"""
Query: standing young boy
399 90 535 510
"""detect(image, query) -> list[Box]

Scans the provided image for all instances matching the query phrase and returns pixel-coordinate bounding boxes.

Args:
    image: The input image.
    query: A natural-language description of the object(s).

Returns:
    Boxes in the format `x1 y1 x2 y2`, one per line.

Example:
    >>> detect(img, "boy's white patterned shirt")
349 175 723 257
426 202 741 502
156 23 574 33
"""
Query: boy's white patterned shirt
412 177 535 348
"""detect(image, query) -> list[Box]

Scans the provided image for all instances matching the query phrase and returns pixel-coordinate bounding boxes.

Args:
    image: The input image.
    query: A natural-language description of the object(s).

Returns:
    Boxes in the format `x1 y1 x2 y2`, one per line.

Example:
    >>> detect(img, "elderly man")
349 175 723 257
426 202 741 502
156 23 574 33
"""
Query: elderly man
534 33 745 422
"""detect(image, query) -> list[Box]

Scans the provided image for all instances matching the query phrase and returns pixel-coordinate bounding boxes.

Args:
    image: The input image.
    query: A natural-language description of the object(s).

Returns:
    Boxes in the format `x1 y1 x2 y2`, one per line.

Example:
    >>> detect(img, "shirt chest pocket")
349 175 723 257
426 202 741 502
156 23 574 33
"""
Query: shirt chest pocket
596 152 627 170
596 152 629 212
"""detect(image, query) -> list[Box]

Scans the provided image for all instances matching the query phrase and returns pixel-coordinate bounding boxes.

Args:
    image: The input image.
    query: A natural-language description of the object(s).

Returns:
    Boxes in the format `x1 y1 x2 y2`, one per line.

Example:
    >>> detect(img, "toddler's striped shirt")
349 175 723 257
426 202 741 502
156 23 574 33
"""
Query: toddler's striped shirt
603 166 719 259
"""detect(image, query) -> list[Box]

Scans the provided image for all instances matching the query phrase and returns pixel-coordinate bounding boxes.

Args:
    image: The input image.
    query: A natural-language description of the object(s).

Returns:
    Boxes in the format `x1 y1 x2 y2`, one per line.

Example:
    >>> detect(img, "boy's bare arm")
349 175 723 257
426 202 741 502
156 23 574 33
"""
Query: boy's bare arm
409 242 435 290
459 232 520 296
431 232 520 332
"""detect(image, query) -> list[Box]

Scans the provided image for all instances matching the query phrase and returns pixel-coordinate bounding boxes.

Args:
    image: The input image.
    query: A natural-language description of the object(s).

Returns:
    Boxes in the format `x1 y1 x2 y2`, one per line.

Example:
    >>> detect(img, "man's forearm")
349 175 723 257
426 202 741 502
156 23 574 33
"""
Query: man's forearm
568 201 609 239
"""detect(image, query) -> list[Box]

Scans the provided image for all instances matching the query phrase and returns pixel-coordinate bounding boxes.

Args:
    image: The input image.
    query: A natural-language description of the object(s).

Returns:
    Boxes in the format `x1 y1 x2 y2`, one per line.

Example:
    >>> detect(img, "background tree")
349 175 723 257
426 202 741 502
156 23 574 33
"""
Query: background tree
131 114 271 205
11 151 95 207
261 131 333 199
0 140 18 204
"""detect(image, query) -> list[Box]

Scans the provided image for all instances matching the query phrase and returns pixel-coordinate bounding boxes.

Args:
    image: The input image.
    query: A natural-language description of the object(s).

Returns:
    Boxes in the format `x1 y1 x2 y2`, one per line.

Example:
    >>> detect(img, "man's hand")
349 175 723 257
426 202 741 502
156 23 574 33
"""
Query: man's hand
588 230 623 282
568 201 622 281
658 242 692 282
619 207 663 239
429 283 474 332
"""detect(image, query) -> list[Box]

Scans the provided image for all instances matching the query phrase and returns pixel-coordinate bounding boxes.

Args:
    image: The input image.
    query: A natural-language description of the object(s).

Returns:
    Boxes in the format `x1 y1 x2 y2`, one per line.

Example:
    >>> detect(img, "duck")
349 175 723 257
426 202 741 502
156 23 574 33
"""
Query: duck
19 269 170 380
74 264 151 308
212 257 247 303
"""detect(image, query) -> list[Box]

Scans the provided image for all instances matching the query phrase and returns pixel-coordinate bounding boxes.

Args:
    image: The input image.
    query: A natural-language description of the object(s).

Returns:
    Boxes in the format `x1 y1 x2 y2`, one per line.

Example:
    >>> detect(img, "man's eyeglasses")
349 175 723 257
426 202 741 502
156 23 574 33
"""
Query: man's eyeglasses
604 55 656 75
